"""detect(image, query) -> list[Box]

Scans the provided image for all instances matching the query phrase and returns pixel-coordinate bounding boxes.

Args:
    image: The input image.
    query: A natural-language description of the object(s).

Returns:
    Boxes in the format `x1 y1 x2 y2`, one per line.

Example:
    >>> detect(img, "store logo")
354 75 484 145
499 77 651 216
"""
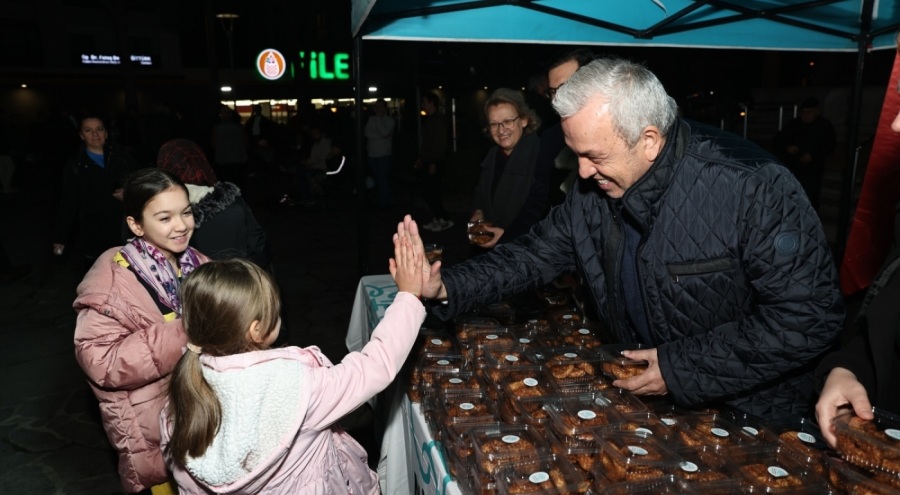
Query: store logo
256 49 286 80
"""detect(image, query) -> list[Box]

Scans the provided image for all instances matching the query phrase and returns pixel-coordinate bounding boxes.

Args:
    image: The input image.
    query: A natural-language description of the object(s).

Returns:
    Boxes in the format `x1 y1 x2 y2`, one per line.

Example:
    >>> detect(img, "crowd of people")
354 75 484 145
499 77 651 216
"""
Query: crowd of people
2 44 889 494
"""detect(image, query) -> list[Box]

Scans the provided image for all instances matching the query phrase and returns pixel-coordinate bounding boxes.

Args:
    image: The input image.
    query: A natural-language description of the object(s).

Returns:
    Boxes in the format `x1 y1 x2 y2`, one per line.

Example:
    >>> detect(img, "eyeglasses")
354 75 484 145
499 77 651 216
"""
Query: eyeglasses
545 85 562 99
486 116 520 133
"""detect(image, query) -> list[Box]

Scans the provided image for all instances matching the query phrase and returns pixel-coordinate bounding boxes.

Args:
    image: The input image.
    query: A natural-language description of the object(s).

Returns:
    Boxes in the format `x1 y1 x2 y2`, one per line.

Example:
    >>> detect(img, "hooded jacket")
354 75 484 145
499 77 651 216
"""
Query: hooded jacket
73 247 209 493
436 119 844 421
161 292 425 494
186 181 270 268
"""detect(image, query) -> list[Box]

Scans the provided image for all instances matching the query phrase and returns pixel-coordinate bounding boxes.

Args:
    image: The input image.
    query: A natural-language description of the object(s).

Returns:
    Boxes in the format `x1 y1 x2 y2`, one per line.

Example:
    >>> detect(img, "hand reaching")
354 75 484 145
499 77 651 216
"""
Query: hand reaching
397 215 446 299
389 227 423 299
815 367 873 448
475 225 504 249
613 349 668 396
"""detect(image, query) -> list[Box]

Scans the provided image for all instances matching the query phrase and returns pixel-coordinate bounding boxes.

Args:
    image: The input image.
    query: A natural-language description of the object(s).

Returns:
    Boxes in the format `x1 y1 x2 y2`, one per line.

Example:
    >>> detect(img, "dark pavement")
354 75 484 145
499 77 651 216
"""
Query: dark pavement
0 163 473 494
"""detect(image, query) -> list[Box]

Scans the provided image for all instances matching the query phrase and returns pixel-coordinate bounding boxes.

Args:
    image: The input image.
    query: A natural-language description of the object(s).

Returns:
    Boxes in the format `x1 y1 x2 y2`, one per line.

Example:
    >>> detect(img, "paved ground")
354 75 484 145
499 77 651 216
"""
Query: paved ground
0 163 472 494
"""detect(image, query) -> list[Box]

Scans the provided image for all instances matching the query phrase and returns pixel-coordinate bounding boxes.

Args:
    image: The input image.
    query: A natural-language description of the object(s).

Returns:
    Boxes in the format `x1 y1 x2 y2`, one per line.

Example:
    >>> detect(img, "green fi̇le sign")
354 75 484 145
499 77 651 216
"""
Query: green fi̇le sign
255 49 350 82
298 51 350 80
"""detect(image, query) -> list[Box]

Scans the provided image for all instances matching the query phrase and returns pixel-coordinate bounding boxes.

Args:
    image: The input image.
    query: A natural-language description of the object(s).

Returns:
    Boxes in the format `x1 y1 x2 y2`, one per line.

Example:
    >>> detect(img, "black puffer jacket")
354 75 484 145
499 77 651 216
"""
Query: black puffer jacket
437 119 844 421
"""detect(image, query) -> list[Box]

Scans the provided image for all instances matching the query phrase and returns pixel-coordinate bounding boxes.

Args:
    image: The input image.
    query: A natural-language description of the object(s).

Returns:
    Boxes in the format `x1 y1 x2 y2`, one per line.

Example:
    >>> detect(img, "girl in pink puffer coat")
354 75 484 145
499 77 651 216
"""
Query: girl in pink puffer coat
74 169 209 493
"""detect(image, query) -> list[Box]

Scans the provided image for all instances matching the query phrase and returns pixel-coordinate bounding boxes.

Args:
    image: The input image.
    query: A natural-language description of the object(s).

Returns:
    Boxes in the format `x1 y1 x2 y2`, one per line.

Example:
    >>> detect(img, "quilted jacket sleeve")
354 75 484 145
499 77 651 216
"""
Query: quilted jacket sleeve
299 292 425 430
657 166 843 406
73 257 188 391
436 202 579 320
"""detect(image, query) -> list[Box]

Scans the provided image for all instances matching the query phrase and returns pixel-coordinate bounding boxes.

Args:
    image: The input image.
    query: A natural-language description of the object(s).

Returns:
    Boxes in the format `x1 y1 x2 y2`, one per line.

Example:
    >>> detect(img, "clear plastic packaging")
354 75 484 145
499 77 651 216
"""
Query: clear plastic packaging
454 315 501 344
824 454 900 495
546 427 605 482
416 353 467 386
833 408 900 480
501 372 556 402
465 326 517 360
470 423 552 475
505 393 560 426
673 414 767 451
481 345 544 384
596 431 683 483
729 443 829 494
541 346 604 388
599 474 745 494
669 445 735 485
414 330 459 356
593 387 649 417
596 411 676 442
544 393 625 439
597 343 649 380
432 369 484 397
495 453 590 494
439 390 500 427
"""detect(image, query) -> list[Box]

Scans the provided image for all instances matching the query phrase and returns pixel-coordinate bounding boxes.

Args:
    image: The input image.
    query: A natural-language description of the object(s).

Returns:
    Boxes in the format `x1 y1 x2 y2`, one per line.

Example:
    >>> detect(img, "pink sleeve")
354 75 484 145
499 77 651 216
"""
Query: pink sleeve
300 292 424 429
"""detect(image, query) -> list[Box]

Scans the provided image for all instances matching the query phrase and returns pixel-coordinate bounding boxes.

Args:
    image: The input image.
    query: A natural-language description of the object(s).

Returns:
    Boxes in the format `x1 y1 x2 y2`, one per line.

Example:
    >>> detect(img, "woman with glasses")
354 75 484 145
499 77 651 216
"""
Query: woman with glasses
469 88 544 248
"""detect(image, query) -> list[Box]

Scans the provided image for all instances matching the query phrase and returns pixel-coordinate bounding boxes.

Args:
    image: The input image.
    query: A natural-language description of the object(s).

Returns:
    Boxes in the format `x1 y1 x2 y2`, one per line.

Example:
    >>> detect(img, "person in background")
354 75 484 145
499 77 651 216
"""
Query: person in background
302 122 333 198
244 104 275 177
539 48 597 209
157 138 269 269
815 80 900 448
365 99 396 210
417 92 454 232
773 96 836 211
161 228 425 494
74 168 209 493
53 115 143 265
469 88 544 248
401 57 843 423
211 106 249 190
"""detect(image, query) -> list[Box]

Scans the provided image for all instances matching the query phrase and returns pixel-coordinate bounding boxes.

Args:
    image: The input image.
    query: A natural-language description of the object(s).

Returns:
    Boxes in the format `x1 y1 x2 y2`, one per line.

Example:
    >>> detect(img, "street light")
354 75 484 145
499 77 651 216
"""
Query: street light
216 12 239 88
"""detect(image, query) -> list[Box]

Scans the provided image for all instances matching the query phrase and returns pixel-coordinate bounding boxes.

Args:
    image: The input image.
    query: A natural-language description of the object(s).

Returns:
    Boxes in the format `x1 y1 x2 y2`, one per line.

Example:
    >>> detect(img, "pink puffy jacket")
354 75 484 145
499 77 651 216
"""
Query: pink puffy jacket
161 292 425 494
73 247 208 493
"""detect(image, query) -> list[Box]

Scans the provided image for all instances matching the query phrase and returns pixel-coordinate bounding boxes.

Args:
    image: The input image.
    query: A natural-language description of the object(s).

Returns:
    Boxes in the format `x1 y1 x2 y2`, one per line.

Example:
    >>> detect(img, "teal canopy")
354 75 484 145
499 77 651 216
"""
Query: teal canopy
353 0 898 52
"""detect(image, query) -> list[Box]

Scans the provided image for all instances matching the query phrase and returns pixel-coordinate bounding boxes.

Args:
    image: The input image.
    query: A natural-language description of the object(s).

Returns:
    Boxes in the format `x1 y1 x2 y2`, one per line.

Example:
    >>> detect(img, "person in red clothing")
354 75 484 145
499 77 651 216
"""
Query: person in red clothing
815 78 900 447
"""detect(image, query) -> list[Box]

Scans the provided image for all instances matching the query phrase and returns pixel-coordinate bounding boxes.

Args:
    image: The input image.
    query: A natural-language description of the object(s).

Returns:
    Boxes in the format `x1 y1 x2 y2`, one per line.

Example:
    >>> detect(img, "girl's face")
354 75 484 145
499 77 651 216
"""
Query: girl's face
126 186 194 266
80 118 108 153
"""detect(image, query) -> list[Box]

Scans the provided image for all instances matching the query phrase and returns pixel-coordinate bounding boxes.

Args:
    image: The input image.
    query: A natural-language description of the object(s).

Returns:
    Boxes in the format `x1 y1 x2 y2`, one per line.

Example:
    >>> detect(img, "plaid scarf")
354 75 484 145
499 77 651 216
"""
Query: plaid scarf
120 237 202 315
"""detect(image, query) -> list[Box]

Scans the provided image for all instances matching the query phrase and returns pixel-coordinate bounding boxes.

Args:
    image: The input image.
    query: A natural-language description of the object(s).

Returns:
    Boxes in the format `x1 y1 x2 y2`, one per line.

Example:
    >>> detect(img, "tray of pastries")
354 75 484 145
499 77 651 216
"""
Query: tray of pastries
833 408 900 483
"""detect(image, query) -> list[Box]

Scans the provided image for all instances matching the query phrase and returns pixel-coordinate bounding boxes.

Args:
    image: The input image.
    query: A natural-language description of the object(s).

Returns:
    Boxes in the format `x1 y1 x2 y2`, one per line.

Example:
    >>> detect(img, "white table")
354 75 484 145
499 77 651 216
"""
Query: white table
346 275 463 495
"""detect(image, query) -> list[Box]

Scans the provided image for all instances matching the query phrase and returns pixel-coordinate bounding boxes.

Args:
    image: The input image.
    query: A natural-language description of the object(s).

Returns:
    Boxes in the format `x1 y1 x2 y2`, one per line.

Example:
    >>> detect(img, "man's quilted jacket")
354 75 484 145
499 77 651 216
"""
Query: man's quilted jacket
436 119 844 421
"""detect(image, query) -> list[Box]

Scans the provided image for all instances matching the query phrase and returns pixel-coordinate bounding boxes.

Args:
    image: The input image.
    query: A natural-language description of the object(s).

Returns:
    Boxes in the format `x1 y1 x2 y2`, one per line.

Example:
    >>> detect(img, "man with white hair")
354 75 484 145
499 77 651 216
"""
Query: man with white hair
401 57 843 422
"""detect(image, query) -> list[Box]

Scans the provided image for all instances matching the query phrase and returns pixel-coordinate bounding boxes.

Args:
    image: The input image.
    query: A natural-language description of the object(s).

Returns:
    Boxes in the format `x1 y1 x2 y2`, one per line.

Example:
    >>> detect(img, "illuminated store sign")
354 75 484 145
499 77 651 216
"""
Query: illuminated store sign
298 51 349 80
256 49 287 80
255 48 350 82
80 54 153 66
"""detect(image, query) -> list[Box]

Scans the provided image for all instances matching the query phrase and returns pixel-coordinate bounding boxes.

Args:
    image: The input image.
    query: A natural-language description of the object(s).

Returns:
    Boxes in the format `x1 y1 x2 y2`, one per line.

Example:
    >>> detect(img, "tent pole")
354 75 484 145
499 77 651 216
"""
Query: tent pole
354 35 368 277
837 0 875 258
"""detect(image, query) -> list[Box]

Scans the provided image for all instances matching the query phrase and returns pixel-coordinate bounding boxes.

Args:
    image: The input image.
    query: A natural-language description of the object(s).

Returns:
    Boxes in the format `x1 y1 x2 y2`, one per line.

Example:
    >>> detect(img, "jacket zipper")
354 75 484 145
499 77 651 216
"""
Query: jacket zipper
608 208 635 343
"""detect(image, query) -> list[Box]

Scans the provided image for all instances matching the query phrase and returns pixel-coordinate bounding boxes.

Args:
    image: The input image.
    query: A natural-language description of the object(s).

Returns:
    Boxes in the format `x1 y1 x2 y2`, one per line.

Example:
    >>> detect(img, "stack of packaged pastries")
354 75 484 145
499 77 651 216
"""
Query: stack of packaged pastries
828 408 900 494
401 286 896 494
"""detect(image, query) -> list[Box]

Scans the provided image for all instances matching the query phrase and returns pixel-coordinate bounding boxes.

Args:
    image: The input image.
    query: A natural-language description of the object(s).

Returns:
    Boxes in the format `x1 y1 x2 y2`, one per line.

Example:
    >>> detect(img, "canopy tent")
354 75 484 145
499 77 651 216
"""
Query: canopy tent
353 0 899 50
349 0 900 275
